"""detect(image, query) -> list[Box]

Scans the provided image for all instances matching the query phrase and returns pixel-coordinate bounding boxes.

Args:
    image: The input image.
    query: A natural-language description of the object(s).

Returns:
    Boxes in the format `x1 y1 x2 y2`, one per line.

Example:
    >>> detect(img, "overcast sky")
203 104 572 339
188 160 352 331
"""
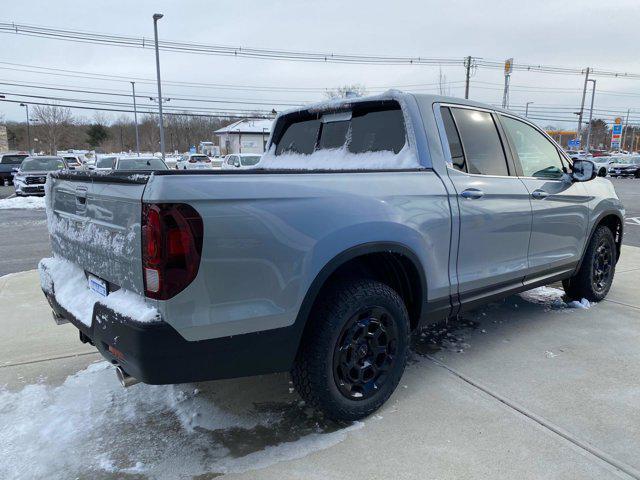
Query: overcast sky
1 0 639 128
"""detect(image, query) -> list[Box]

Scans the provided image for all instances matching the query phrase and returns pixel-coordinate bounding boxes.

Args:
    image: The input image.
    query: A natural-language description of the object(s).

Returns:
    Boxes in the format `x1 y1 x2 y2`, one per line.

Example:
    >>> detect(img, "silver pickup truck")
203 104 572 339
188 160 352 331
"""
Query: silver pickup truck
39 91 624 421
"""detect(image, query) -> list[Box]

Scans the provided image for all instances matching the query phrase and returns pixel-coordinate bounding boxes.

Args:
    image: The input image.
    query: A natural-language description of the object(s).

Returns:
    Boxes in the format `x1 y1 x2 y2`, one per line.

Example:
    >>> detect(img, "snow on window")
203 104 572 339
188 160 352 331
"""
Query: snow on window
258 143 419 170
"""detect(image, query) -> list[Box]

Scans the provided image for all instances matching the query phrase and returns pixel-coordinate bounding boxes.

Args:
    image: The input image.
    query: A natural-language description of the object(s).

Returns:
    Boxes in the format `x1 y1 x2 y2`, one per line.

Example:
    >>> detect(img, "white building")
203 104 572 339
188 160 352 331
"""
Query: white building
214 118 273 155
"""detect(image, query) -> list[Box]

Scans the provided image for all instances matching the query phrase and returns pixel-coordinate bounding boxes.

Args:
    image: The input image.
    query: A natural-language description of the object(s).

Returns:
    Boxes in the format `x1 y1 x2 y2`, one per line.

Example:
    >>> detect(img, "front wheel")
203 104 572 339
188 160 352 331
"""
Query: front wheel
598 168 607 177
563 225 616 302
292 278 410 422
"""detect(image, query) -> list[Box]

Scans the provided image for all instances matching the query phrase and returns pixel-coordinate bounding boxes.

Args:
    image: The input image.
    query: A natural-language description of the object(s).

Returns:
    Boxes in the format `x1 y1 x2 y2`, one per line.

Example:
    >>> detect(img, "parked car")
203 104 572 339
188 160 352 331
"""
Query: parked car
176 153 212 170
13 156 67 196
608 156 640 178
61 154 84 170
0 152 29 185
221 153 262 170
39 92 623 421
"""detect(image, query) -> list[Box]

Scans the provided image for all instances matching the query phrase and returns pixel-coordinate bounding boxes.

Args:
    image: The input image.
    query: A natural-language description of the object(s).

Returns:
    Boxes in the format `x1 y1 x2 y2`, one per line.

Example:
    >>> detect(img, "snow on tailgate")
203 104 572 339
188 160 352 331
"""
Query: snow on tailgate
39 256 159 326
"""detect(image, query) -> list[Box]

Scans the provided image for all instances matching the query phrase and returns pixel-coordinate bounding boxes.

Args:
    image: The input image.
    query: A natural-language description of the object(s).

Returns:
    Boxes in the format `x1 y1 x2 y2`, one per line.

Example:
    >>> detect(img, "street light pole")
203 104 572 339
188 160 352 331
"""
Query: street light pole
525 101 534 117
153 13 166 160
20 103 32 154
131 81 140 156
584 79 596 155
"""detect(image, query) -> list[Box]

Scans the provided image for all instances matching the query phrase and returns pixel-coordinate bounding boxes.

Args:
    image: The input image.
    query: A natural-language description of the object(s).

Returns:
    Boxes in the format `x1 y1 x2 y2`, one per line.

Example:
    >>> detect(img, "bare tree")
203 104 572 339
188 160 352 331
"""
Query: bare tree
32 104 74 154
438 67 451 96
324 84 368 99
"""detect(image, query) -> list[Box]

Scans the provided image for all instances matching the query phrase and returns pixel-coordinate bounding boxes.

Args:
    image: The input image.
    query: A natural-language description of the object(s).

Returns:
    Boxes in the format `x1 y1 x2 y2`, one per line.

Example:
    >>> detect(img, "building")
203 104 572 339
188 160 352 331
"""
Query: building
214 119 273 155
0 124 8 151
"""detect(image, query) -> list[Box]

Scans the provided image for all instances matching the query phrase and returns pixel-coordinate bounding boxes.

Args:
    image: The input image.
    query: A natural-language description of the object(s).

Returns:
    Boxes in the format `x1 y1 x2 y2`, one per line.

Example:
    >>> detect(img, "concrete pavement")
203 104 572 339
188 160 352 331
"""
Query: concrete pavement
1 248 639 479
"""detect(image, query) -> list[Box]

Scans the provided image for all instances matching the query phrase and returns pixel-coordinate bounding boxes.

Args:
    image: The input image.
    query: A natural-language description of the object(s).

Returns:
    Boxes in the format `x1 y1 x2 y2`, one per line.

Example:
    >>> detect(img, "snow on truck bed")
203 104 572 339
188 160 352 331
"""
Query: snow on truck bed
38 256 159 326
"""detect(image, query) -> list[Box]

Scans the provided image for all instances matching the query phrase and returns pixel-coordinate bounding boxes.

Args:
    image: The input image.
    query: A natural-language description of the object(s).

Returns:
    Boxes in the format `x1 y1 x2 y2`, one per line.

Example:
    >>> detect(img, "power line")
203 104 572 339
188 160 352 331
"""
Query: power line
0 98 275 118
2 21 640 79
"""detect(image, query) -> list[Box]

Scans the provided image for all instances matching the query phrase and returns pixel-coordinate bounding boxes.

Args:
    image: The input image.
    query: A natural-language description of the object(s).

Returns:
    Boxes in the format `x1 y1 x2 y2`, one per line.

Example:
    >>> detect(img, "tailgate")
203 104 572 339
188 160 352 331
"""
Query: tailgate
47 174 148 294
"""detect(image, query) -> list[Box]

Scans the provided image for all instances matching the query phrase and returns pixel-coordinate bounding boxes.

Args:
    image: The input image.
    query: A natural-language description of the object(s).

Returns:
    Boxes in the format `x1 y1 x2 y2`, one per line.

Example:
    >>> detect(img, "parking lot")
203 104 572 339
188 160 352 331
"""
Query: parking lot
0 176 638 478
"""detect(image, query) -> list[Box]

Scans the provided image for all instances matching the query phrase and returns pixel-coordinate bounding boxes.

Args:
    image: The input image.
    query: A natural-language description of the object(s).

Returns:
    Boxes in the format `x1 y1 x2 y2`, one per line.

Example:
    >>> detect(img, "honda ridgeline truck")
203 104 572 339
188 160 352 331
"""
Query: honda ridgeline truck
39 91 624 421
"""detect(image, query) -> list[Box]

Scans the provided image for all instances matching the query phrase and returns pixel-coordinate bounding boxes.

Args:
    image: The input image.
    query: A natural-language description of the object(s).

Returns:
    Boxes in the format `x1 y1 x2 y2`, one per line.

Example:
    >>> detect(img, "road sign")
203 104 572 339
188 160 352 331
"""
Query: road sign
568 139 581 148
504 58 513 75
189 146 196 153
613 124 623 135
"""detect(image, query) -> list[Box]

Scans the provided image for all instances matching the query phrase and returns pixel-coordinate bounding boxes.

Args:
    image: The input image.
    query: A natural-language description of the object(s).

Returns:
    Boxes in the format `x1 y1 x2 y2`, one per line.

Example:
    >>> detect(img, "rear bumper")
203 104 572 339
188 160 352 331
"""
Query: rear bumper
43 290 300 385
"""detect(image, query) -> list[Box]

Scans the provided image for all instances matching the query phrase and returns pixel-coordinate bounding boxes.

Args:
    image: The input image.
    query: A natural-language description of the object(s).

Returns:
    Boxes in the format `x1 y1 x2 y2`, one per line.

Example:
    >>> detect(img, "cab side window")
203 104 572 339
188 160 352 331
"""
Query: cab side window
500 115 565 179
442 107 510 176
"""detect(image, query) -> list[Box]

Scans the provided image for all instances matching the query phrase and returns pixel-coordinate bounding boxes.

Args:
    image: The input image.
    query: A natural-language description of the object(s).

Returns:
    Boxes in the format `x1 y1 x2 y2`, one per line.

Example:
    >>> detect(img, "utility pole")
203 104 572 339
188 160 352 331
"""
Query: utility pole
525 101 534 117
621 108 631 152
464 56 472 99
153 13 166 160
584 79 596 154
576 67 590 149
19 103 32 154
131 81 140 156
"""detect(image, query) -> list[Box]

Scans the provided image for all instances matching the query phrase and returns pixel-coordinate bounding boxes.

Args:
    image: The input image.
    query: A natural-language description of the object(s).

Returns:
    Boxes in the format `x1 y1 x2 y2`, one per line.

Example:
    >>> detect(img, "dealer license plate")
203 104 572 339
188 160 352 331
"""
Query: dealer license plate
88 274 108 297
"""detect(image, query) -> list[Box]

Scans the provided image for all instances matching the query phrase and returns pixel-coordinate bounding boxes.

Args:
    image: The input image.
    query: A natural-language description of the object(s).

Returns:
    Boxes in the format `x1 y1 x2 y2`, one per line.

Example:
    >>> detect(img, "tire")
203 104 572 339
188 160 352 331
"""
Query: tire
598 168 607 177
563 226 616 302
291 278 410 422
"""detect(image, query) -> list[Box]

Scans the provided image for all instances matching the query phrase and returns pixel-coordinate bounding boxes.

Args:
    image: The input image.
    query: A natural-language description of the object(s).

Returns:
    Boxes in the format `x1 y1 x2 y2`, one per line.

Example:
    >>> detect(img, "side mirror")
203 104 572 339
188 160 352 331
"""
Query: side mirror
571 159 596 182
234 161 241 168
11 167 19 174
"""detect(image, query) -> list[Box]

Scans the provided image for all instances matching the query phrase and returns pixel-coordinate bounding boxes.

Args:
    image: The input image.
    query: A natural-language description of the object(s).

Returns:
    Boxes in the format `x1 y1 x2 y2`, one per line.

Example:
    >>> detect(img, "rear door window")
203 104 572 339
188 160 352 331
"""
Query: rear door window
440 107 466 172
449 108 510 176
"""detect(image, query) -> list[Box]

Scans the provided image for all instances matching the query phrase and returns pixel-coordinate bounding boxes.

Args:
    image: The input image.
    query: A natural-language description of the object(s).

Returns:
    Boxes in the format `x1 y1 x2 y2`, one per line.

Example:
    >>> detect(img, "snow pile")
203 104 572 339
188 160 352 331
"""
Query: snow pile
519 286 592 310
0 361 362 479
258 143 419 170
0 195 46 210
38 256 158 326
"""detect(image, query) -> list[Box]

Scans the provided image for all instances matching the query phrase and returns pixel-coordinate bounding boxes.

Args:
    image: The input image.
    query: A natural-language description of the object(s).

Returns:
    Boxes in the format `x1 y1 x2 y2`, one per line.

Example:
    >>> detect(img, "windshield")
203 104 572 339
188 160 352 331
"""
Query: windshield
63 156 81 164
191 155 209 162
20 157 65 171
96 157 116 168
240 155 261 166
116 158 168 170
615 157 640 165
1 154 29 165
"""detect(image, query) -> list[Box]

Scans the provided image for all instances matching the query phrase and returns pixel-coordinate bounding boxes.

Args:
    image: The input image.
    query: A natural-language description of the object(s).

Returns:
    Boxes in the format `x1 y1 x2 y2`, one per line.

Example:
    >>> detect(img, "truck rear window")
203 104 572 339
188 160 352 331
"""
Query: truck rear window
274 102 406 156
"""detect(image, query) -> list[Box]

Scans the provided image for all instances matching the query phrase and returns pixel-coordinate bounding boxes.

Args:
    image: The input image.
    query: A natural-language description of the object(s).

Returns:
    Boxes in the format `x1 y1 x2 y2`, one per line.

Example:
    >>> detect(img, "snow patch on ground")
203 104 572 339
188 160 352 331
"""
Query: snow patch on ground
519 286 592 310
258 143 419 170
38 256 158 326
0 362 361 479
0 195 45 210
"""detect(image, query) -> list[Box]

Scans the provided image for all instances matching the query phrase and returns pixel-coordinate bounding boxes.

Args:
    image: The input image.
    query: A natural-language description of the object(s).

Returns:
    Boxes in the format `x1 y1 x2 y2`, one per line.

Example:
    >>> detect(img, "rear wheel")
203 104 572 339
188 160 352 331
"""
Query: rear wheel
292 278 410 421
563 225 616 302
598 167 607 177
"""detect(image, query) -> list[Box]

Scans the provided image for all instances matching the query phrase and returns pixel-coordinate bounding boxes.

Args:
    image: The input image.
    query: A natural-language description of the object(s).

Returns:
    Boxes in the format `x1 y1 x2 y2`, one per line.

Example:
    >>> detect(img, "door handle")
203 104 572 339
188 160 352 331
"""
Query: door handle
460 188 484 199
531 189 549 199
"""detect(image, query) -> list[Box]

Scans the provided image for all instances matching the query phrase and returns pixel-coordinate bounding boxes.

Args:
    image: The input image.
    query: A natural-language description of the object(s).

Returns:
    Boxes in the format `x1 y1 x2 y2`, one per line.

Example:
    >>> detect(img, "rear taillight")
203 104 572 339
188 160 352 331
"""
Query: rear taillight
142 203 204 300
